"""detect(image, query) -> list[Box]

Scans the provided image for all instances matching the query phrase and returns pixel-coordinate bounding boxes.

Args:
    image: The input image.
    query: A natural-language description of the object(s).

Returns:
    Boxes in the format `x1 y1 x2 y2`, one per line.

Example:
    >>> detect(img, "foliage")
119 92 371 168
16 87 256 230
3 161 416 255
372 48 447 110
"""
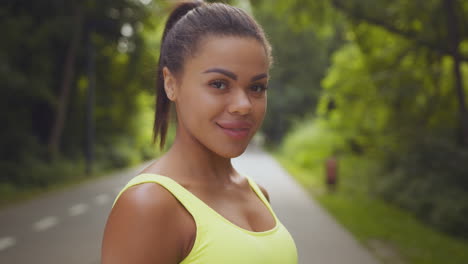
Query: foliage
0 0 163 190
280 119 345 170
277 121 468 264
376 137 468 236
316 23 468 237
257 0 468 238
253 2 339 144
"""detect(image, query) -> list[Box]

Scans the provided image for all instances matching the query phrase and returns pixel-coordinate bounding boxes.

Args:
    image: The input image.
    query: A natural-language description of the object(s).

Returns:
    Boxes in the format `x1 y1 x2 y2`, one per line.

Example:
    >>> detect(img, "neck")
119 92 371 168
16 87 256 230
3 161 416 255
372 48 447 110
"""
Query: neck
163 125 240 186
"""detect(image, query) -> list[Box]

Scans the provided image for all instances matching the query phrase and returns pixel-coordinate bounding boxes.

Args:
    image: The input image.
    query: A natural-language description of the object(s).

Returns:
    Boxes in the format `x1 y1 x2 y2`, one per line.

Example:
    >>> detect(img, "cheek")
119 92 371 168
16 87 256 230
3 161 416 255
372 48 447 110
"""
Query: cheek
177 85 223 126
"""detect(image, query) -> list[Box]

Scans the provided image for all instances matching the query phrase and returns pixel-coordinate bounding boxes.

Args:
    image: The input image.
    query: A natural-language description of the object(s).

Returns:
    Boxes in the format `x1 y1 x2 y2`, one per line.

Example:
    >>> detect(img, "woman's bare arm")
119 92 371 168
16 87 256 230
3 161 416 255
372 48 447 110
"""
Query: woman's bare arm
102 183 185 264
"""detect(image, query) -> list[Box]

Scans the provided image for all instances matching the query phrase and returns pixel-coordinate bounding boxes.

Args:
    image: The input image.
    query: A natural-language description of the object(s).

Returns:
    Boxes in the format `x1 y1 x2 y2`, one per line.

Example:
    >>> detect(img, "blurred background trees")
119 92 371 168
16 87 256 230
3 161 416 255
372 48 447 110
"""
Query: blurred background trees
254 0 468 238
1 0 467 241
1 0 162 190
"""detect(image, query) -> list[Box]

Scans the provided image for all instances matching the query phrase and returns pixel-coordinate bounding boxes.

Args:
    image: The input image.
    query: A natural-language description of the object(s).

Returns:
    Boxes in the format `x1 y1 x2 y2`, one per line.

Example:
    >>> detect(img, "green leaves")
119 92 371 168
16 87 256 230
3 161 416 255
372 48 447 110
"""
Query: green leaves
1 0 160 185
254 0 468 238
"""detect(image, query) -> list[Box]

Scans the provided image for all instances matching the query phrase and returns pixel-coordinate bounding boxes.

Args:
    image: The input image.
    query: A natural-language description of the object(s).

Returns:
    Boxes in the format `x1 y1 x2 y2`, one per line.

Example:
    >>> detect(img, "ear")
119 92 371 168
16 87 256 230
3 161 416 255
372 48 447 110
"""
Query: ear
162 66 177 101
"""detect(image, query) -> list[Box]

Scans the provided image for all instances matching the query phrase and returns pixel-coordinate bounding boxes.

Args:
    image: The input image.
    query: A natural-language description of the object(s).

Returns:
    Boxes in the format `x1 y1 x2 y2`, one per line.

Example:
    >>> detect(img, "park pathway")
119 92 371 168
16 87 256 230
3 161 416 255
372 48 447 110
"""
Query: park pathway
0 145 380 264
234 145 380 264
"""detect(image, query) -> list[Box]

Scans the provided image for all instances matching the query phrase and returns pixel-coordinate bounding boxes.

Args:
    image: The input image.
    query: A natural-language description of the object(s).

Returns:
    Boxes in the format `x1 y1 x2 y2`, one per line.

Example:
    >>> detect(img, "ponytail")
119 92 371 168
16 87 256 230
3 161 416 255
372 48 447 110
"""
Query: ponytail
153 1 203 149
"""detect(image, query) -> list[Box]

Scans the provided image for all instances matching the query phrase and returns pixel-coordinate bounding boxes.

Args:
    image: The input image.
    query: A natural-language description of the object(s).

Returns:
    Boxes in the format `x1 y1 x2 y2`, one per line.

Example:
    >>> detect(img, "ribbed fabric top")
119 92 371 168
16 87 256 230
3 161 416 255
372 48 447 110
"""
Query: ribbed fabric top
113 173 298 264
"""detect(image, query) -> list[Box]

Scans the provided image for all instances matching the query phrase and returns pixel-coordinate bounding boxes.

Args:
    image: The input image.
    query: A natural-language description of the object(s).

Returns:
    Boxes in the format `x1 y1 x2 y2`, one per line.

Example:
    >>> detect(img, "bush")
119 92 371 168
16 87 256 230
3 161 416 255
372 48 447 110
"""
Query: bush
375 137 468 238
280 118 468 239
281 118 346 170
0 135 158 194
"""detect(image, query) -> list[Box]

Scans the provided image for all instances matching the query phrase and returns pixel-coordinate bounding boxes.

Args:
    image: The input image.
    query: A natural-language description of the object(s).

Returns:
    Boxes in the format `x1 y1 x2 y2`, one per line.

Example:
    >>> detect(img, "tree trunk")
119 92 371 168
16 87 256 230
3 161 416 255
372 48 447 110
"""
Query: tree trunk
85 27 96 175
444 0 468 146
47 8 84 159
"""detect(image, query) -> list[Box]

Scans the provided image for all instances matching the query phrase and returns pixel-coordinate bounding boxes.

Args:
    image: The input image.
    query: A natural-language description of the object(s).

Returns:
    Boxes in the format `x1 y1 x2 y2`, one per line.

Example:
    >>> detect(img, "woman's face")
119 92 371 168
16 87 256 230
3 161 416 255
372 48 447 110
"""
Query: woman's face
165 36 269 158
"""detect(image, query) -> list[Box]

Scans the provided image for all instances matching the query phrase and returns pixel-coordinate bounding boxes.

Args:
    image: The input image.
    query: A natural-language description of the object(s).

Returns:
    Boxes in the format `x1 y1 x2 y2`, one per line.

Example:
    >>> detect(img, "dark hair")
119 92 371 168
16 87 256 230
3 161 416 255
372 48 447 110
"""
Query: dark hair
153 0 272 149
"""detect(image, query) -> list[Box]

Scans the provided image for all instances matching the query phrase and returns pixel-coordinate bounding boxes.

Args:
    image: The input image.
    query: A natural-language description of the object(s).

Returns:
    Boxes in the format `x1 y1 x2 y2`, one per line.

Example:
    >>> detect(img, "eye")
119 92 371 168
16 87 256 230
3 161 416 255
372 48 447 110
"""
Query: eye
250 84 267 93
209 80 228 90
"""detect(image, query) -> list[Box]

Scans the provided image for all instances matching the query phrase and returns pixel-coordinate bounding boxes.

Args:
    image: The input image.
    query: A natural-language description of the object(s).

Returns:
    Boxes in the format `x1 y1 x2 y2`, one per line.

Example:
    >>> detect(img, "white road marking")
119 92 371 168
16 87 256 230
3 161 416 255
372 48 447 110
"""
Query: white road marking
68 203 88 216
33 216 58 232
0 236 16 251
95 194 110 205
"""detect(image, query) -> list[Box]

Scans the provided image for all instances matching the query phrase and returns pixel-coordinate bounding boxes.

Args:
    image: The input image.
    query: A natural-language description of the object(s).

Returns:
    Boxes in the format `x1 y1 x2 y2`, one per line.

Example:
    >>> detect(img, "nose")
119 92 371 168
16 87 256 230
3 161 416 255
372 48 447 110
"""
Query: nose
228 88 252 116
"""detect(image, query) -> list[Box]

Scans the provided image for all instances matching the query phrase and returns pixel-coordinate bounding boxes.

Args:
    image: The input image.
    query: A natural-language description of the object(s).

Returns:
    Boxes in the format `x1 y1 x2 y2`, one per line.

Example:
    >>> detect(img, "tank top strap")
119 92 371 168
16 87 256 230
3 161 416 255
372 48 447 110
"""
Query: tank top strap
112 173 208 222
243 175 276 216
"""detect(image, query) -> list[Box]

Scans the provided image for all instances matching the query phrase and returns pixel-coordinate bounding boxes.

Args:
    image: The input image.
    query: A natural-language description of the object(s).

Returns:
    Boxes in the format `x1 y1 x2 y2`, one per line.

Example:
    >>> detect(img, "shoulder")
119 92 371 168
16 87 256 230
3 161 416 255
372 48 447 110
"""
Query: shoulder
115 182 181 216
102 183 185 264
257 183 270 203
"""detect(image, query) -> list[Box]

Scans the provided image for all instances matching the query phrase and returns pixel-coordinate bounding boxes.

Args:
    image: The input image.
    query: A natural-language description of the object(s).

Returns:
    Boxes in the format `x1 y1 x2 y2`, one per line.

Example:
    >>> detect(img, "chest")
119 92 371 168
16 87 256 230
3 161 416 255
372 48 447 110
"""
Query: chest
177 185 279 262
178 201 297 264
190 185 276 232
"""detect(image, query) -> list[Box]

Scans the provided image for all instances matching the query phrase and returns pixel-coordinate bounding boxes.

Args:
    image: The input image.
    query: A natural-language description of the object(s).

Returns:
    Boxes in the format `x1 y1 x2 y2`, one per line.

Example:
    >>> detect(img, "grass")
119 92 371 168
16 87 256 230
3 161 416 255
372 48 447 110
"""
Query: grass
275 154 468 264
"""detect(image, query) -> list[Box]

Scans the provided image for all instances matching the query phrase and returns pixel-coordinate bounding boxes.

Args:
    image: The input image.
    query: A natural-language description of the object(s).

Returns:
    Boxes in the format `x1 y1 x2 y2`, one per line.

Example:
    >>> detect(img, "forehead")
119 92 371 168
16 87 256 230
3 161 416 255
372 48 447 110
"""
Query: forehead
184 36 269 77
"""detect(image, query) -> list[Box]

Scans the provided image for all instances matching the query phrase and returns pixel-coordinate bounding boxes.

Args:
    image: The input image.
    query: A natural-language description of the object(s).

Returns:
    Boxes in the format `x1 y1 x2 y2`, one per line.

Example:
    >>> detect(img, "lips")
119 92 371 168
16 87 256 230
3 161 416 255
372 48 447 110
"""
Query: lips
216 120 253 140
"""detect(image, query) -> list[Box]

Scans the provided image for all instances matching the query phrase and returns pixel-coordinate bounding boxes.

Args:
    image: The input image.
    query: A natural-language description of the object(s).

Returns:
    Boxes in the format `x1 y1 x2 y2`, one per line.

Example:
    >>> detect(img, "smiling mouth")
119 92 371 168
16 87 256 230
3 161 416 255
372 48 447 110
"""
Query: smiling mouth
222 127 247 131
216 123 251 140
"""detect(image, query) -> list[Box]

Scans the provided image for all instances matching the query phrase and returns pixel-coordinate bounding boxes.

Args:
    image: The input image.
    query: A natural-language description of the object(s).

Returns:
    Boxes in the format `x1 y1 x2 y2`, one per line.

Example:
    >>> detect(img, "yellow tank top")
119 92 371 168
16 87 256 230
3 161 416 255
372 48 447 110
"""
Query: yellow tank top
113 173 298 264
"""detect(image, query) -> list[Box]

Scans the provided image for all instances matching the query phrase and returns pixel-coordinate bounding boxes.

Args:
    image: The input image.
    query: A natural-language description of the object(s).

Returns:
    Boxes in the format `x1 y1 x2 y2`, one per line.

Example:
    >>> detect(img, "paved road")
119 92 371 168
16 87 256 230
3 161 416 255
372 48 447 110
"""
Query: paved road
233 146 380 264
0 146 380 264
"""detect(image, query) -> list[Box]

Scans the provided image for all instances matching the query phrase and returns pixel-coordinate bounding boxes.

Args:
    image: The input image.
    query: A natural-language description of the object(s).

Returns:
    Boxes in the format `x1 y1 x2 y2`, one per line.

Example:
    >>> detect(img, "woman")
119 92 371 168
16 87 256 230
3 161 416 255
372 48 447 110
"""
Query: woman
102 1 298 263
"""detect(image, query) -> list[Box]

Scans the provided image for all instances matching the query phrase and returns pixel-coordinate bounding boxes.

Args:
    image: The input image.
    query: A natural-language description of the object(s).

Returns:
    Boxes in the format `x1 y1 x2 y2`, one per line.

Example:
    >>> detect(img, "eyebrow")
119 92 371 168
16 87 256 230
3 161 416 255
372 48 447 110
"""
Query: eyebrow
203 68 268 82
251 73 268 82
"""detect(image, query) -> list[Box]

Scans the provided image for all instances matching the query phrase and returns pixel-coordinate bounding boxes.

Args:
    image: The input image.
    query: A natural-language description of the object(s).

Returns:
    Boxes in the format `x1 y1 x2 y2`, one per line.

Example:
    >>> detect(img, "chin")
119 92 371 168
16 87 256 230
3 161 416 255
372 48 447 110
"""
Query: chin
211 141 250 158
225 148 247 158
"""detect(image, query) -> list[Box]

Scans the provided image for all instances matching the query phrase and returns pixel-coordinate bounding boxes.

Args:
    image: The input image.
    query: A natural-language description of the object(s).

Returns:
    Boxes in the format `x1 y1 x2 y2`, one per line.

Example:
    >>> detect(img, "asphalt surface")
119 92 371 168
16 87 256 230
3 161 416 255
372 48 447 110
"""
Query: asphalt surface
0 146 380 264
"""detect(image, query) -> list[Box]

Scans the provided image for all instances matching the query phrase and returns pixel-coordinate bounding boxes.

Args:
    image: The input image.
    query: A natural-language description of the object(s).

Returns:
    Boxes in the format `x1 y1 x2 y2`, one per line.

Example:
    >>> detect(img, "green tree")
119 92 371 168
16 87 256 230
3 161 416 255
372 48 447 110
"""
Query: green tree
253 1 339 144
0 0 162 188
254 0 468 237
